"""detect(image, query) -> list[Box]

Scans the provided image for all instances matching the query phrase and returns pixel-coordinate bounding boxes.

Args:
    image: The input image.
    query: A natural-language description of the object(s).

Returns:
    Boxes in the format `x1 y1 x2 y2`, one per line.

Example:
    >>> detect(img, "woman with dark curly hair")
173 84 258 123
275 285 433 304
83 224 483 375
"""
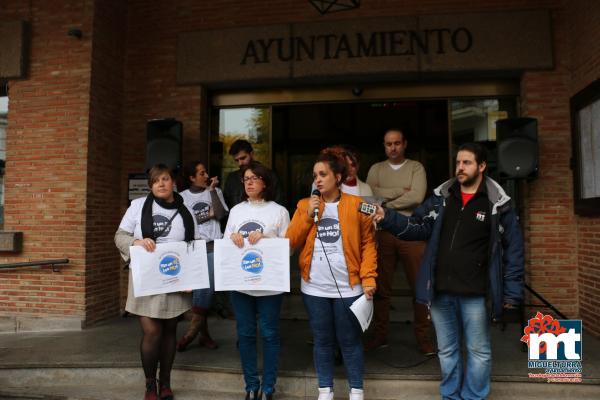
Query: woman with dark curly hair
286 148 377 400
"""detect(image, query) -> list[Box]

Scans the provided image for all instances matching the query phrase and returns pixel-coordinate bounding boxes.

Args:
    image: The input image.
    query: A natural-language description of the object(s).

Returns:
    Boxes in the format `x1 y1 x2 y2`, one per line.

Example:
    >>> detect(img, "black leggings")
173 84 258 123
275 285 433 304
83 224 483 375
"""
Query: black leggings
139 316 178 386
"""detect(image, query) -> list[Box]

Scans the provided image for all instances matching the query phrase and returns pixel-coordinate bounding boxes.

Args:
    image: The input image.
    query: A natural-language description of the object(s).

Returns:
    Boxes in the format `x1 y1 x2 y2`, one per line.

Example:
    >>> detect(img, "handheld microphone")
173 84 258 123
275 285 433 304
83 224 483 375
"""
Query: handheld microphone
311 189 321 224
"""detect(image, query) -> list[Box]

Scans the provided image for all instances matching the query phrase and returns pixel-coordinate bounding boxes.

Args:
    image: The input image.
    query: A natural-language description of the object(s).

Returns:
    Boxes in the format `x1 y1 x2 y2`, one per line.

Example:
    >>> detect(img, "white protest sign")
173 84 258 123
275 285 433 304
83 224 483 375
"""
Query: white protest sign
214 238 290 292
130 240 209 297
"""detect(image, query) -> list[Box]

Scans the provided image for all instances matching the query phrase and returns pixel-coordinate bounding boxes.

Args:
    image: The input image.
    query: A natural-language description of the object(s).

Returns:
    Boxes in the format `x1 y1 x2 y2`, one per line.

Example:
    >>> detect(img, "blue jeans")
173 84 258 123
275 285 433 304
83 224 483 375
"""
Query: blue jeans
430 294 491 400
192 251 214 309
302 293 363 390
230 291 283 395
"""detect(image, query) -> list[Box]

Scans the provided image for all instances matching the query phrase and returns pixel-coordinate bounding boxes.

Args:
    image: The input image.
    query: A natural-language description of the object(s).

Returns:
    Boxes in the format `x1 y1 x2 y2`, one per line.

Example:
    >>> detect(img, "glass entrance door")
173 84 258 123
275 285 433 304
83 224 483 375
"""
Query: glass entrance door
210 100 450 210
209 85 519 211
271 101 449 209
209 106 272 186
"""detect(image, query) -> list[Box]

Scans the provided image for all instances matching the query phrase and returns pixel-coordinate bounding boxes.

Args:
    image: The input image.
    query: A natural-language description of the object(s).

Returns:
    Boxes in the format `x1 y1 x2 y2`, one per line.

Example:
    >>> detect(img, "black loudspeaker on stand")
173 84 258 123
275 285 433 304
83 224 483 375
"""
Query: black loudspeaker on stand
493 118 567 342
146 118 183 173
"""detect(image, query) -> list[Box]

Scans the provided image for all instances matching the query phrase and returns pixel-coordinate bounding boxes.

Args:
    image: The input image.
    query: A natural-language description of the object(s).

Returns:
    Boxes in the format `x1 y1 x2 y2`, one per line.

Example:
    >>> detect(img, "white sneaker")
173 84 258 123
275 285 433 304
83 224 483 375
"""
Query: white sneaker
318 387 334 400
349 388 364 400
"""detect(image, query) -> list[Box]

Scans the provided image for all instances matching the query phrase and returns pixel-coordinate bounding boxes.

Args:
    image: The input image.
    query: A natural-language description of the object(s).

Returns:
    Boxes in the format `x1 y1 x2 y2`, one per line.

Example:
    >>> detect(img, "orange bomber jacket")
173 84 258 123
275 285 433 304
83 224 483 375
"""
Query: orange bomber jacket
286 192 378 289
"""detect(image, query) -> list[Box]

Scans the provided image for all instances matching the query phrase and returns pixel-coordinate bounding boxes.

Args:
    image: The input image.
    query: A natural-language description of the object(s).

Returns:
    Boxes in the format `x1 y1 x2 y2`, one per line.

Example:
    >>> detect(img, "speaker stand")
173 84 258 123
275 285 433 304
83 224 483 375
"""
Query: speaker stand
502 178 569 352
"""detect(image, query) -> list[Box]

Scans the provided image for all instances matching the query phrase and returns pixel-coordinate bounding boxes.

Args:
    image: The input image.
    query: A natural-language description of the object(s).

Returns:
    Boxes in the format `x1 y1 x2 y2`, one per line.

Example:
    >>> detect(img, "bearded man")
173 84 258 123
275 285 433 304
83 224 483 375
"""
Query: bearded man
372 142 524 400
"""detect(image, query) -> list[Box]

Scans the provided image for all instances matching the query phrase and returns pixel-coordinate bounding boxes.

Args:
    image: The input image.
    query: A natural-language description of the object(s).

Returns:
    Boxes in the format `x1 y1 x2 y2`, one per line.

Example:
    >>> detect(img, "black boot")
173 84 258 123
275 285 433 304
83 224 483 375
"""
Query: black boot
245 390 259 400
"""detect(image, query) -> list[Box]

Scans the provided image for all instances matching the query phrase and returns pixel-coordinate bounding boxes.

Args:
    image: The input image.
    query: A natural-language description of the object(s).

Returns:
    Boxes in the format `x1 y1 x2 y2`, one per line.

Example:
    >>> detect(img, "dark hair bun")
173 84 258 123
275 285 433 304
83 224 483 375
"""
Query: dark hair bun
316 146 349 185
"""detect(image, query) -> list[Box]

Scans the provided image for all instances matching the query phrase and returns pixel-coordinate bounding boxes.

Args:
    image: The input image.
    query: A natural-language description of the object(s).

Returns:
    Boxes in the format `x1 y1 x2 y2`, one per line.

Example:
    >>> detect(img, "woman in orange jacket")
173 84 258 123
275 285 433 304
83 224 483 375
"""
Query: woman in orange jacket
286 147 377 400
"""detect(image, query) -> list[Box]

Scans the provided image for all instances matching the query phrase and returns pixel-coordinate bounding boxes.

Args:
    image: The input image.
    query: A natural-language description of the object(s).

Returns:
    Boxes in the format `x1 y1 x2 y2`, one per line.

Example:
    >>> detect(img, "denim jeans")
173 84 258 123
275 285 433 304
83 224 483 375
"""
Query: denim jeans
430 293 491 400
230 291 283 395
192 251 214 309
302 293 363 390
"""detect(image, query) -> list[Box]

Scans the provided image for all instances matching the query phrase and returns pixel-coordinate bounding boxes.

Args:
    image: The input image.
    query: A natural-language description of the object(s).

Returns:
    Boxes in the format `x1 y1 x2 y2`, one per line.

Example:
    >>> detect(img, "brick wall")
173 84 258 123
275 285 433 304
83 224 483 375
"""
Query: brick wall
84 0 127 325
0 0 93 325
2 0 598 334
119 0 563 196
121 0 600 335
520 8 579 319
568 0 600 337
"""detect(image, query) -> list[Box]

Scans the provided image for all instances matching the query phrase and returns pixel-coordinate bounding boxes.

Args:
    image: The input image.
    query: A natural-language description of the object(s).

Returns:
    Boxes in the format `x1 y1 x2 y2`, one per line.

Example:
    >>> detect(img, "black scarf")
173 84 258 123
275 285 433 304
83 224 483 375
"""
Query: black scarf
141 192 195 242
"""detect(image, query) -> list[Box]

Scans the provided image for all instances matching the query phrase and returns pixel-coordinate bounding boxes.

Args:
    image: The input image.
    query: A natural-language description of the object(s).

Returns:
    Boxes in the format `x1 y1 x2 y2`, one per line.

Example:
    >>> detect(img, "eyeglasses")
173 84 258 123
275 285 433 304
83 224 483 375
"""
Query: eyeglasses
242 176 263 183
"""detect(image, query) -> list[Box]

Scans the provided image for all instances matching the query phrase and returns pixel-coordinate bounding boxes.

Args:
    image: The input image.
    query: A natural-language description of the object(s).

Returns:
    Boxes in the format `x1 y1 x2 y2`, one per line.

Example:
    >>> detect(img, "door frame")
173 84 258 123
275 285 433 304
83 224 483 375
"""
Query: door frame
210 80 519 107
206 80 520 202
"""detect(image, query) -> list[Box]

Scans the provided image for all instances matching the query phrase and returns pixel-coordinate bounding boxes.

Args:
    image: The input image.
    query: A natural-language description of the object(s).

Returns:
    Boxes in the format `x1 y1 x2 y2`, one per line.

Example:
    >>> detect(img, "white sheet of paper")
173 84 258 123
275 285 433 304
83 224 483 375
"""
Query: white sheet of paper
350 294 374 332
214 238 290 292
130 240 209 297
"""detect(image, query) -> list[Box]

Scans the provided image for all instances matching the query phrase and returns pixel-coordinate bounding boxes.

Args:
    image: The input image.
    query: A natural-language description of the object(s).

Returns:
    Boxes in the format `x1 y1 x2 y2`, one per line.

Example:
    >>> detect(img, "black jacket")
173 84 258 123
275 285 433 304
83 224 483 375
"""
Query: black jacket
379 176 524 319
435 180 492 296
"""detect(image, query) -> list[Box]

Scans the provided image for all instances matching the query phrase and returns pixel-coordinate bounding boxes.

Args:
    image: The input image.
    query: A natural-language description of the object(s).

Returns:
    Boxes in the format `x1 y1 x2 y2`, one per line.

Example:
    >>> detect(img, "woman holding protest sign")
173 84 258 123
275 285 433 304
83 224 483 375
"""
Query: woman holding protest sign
115 164 198 400
286 147 377 400
224 161 290 400
176 160 228 351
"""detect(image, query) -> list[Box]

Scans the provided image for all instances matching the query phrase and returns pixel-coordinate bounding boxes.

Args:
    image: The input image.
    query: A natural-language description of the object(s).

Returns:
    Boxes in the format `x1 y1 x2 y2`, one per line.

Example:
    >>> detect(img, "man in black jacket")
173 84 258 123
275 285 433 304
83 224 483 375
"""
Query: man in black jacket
372 142 524 400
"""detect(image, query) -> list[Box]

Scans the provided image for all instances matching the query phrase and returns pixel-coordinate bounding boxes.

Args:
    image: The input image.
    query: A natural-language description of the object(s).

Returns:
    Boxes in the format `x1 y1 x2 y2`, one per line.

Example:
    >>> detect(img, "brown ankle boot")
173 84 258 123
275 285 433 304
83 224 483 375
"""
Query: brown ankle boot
176 310 202 352
197 309 218 349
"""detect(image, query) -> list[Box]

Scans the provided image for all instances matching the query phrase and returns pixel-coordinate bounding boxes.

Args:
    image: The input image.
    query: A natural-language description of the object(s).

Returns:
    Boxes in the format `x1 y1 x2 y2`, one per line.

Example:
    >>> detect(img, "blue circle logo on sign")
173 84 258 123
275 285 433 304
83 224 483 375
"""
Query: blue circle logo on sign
241 251 264 274
159 254 181 276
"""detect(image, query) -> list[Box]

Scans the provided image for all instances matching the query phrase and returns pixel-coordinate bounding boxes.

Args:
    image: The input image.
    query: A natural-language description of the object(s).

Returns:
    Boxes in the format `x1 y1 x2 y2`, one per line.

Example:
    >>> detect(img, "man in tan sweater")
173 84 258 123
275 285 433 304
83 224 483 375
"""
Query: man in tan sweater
365 128 435 355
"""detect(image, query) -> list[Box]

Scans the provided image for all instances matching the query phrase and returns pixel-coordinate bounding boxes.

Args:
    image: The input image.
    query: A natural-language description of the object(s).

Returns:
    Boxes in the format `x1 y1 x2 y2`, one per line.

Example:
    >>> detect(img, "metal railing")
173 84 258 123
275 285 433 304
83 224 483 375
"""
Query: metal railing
523 283 568 319
0 258 69 272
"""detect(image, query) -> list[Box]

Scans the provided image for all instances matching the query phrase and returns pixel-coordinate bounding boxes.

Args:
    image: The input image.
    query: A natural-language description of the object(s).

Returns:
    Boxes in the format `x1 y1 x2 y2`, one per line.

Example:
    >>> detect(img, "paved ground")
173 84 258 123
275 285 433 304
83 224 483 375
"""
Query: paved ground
0 295 598 399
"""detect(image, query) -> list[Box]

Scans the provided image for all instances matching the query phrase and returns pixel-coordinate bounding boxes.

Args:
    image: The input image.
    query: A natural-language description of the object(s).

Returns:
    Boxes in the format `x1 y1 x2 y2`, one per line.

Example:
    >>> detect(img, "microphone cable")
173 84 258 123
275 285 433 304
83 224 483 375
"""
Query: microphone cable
314 199 362 321
315 198 435 370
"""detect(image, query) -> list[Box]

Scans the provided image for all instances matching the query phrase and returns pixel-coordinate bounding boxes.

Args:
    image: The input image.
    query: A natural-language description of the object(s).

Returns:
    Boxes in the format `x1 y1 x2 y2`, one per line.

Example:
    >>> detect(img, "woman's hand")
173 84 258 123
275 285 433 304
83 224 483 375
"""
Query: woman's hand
363 286 376 300
248 230 263 245
230 232 245 248
307 195 320 220
208 176 219 191
134 238 156 252
370 205 385 224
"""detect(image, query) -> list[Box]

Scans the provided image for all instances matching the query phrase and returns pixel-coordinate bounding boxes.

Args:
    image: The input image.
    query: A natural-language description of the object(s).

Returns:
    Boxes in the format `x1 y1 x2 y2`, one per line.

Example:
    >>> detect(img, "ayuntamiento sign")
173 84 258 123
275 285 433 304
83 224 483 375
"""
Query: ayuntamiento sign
177 10 553 85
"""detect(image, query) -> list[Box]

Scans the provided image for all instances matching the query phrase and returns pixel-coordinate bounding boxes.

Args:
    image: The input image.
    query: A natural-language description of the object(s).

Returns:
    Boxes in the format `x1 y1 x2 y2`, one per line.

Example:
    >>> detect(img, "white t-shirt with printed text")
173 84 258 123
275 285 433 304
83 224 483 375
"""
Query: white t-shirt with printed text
301 201 363 298
180 188 228 242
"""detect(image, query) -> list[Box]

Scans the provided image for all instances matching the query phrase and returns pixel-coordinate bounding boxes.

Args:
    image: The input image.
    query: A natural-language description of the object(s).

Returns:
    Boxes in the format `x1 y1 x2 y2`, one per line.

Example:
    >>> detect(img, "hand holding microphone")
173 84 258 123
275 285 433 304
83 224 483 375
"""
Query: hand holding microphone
309 189 321 223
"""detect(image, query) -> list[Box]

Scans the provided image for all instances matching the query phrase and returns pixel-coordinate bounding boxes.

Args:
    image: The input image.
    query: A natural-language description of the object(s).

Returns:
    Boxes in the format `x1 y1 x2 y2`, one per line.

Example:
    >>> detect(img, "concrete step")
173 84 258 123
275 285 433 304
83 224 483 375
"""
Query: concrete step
1 367 599 400
0 393 67 400
1 317 598 399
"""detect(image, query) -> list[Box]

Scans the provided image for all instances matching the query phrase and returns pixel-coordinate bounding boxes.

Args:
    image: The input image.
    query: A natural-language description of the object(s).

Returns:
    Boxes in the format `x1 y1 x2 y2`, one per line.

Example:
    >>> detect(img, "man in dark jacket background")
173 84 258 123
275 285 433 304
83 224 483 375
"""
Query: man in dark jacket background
372 142 524 400
223 139 283 208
